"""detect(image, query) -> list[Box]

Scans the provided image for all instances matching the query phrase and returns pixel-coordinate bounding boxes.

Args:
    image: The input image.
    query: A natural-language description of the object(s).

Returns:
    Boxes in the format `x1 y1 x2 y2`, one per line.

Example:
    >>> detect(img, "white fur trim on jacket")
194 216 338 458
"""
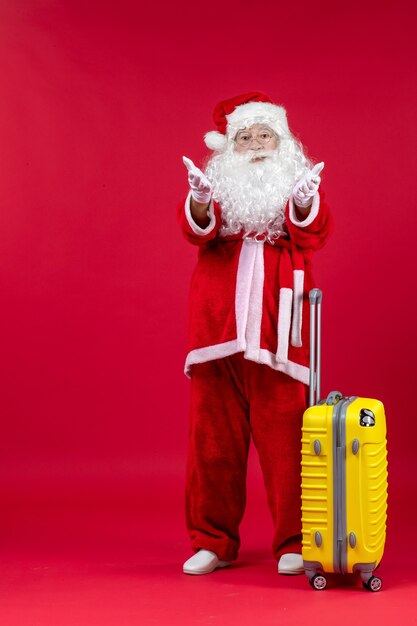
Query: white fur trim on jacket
291 270 304 348
244 240 265 361
276 287 293 364
184 192 216 235
184 344 309 385
235 239 257 348
289 191 320 228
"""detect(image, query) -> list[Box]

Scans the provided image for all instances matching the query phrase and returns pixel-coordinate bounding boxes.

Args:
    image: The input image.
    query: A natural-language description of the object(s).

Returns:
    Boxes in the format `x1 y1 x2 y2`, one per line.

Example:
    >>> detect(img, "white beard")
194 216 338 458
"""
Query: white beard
205 136 311 242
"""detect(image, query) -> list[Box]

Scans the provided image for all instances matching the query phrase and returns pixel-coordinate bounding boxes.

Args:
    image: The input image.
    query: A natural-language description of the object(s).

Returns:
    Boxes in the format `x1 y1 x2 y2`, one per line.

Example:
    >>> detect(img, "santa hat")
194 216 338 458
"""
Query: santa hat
204 91 290 152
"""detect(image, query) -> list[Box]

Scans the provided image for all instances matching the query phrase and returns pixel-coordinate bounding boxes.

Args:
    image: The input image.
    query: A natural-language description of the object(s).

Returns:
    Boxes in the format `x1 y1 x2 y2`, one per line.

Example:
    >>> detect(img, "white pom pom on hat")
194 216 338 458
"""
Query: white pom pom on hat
204 130 229 152
204 91 290 152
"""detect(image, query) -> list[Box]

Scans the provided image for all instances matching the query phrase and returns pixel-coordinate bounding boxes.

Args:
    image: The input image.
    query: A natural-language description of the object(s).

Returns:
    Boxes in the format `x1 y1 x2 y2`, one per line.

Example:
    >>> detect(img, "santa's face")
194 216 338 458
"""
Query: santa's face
233 123 279 161
205 124 310 242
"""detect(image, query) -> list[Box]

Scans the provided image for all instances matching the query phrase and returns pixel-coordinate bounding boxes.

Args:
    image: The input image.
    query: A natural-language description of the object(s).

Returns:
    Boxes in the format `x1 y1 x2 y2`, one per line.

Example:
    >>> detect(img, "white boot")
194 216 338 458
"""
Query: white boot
183 550 230 575
278 553 304 575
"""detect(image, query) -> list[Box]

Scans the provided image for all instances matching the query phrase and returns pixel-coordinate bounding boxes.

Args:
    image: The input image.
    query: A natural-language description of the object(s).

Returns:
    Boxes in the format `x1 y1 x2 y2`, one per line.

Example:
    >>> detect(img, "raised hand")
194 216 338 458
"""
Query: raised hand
293 162 324 209
183 156 212 205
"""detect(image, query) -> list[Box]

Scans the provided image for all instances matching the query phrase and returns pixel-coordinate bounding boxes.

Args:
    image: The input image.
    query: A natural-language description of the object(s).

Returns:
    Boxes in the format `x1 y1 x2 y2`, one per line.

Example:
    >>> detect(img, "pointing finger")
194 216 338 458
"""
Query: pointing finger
311 162 324 176
182 156 196 171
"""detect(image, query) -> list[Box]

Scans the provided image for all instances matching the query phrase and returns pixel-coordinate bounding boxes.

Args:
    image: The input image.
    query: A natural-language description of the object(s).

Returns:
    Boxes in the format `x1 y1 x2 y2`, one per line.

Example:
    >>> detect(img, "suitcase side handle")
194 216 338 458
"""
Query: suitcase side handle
309 288 323 407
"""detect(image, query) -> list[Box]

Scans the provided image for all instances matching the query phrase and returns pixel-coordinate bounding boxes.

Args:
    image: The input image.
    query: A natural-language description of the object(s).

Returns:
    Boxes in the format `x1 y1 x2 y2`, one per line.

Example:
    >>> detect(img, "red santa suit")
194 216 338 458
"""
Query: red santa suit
179 192 332 562
179 91 332 565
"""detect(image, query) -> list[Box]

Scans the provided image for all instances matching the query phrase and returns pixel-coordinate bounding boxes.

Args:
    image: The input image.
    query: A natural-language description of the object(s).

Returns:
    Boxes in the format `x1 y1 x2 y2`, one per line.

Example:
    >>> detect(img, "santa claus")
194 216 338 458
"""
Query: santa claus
178 92 331 576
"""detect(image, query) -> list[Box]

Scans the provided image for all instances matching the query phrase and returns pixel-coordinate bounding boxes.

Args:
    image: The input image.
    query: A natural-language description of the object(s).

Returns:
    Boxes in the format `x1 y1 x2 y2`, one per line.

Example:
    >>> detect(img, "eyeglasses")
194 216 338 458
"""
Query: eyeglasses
234 129 277 148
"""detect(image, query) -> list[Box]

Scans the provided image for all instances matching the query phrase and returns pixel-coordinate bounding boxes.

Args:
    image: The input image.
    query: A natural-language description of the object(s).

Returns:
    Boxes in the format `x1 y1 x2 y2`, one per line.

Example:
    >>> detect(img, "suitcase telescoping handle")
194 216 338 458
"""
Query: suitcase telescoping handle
309 288 322 407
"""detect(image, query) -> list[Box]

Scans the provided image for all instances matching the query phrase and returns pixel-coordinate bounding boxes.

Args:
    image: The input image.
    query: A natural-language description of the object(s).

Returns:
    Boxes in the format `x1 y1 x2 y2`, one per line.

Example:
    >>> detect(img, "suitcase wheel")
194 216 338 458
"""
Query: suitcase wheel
310 574 327 590
362 576 383 592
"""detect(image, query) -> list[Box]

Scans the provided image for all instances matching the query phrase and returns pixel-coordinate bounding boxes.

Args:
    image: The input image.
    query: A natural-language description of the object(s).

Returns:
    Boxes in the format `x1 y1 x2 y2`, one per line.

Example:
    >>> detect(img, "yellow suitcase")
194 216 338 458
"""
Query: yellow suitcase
301 290 388 591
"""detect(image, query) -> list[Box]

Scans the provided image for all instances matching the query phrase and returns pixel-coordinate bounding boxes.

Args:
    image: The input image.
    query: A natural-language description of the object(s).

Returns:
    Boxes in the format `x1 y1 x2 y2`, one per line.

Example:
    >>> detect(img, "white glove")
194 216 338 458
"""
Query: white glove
183 156 212 204
292 162 324 209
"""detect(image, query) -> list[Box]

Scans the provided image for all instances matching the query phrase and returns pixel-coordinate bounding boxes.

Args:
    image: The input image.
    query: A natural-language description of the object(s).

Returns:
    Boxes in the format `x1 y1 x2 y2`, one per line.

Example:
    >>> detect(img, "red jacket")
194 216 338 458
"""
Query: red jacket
179 192 332 384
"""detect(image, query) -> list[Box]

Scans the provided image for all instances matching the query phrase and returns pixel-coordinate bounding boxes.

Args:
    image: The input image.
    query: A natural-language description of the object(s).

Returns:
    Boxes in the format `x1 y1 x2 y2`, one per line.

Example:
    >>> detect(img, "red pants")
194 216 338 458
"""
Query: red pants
186 354 307 562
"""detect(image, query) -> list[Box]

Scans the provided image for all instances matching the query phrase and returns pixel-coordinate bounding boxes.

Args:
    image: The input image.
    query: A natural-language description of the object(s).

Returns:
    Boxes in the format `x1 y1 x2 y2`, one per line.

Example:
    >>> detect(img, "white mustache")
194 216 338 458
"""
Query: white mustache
236 149 277 163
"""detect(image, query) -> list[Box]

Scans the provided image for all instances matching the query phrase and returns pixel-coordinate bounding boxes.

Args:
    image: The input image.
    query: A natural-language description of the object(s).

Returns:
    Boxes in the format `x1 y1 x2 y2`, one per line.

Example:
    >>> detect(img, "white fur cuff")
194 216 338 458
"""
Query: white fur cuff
289 191 320 228
184 191 216 236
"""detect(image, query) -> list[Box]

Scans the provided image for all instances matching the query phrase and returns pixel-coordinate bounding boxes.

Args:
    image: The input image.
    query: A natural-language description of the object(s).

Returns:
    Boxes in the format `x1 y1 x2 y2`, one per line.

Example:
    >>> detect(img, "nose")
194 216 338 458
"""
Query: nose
250 138 263 150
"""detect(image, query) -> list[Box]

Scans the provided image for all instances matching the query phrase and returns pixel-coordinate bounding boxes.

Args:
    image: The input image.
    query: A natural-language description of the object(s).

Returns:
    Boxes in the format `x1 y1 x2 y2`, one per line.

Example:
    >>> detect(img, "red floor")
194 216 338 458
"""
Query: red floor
1 469 415 626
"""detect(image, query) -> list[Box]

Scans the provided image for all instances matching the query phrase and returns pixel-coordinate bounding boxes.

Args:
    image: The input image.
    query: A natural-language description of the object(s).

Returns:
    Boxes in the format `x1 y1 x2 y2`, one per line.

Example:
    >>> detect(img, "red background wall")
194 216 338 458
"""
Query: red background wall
0 0 416 577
